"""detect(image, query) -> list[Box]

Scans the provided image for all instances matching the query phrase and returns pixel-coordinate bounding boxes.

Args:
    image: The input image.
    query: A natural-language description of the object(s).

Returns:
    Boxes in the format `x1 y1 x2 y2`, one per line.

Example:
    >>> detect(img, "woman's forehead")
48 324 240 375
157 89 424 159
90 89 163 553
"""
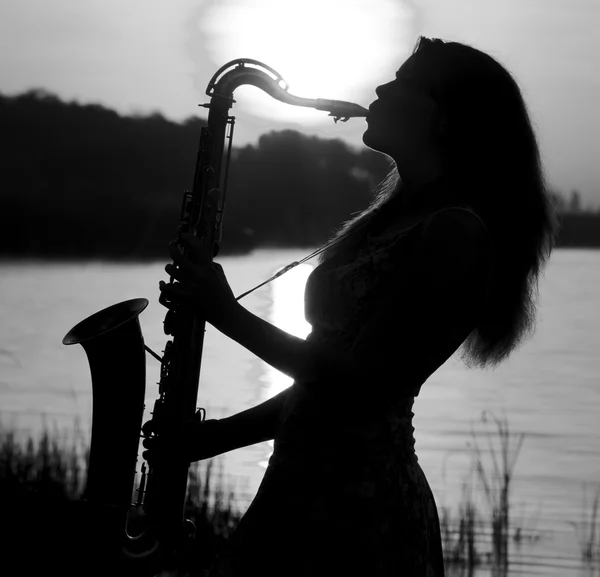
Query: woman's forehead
397 49 440 77
395 49 447 88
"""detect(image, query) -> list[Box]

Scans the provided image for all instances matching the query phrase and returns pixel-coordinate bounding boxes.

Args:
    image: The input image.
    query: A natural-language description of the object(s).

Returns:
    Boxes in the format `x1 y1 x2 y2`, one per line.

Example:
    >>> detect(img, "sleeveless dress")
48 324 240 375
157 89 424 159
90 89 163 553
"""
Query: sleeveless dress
209 206 492 577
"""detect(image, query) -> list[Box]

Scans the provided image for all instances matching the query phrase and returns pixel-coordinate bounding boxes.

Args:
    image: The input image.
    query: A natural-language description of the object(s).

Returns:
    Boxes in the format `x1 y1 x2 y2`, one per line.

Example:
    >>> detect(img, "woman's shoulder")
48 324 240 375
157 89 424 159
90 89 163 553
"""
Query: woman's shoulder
417 206 494 281
368 204 488 245
421 205 492 245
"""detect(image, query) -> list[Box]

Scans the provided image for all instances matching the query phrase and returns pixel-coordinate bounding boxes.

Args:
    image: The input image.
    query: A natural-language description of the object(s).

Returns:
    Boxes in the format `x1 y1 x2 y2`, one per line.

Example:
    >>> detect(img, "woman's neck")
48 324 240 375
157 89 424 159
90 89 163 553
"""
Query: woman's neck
395 176 463 214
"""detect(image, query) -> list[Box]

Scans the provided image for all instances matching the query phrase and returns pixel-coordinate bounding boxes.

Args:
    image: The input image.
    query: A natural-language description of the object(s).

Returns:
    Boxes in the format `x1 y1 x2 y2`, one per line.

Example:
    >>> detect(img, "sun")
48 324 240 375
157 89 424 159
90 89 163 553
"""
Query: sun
198 0 415 124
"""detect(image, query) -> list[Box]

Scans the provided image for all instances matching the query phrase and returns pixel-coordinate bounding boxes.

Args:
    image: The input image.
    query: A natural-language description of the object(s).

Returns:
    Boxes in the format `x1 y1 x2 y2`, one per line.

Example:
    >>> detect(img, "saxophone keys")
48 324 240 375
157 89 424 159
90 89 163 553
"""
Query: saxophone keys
163 309 177 335
135 462 148 507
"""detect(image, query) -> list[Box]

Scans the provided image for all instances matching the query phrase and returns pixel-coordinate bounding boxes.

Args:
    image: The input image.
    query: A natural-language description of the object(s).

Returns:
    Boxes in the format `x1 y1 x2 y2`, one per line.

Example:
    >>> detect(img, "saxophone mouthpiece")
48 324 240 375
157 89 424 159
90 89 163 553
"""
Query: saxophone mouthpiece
315 99 369 122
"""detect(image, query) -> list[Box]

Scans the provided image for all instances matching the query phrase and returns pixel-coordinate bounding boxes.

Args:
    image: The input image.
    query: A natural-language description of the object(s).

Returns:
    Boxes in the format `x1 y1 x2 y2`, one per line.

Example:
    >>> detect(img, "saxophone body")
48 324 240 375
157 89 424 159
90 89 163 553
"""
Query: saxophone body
63 59 367 572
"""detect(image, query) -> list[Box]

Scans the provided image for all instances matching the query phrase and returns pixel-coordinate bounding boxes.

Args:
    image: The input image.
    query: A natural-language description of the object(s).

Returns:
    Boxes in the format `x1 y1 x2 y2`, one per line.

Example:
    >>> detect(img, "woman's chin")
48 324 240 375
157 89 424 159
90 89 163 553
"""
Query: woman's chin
362 128 388 154
362 126 375 147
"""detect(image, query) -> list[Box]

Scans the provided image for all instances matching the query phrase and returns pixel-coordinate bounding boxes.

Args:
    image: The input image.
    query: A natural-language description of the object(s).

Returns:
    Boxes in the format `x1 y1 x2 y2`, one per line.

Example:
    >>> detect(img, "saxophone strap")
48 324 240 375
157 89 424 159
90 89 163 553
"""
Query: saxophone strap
234 237 343 301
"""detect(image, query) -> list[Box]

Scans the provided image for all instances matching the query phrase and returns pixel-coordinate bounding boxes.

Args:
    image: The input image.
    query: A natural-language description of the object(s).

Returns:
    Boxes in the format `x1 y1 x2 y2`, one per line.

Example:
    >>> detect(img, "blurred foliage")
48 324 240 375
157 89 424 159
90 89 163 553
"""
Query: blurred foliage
0 89 390 259
0 89 597 260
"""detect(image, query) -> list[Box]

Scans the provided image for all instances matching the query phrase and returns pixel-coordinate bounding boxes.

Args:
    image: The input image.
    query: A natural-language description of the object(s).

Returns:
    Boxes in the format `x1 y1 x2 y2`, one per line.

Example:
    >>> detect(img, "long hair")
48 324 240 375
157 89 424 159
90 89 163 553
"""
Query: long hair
319 36 559 369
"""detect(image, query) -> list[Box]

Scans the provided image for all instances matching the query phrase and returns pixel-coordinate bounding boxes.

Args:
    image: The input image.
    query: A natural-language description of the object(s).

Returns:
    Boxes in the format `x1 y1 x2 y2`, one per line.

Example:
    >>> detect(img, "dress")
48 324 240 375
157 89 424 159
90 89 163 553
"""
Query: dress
209 206 493 576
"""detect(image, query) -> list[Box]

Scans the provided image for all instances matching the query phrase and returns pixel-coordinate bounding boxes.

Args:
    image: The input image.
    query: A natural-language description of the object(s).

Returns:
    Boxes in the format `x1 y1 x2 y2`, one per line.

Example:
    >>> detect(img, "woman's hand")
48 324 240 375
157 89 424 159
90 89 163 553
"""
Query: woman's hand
159 232 239 331
142 418 226 464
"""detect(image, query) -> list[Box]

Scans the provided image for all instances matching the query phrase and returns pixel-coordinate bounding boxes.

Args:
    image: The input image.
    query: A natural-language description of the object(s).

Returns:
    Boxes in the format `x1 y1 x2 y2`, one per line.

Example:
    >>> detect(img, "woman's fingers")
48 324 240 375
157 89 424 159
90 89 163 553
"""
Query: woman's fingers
168 242 198 273
164 246 218 289
164 263 187 281
159 280 195 303
142 432 188 462
180 234 215 269
167 245 212 284
180 232 209 257
170 233 210 264
161 234 234 325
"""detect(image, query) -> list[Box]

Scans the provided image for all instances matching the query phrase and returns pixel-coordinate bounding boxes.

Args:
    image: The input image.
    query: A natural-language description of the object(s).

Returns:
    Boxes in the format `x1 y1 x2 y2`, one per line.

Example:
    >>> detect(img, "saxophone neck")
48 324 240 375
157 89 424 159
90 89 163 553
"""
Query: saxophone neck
205 58 368 121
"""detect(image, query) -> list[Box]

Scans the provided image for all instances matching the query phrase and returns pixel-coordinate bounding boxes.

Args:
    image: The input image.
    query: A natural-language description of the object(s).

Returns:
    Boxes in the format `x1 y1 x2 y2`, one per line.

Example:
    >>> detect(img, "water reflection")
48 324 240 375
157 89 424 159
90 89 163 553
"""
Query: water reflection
257 261 314 468
2 252 600 575
264 262 313 395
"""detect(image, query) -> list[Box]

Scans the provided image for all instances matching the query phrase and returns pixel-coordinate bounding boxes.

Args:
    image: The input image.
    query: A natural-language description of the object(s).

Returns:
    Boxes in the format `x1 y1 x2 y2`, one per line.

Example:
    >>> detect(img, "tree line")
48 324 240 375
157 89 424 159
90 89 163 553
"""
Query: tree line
0 89 596 259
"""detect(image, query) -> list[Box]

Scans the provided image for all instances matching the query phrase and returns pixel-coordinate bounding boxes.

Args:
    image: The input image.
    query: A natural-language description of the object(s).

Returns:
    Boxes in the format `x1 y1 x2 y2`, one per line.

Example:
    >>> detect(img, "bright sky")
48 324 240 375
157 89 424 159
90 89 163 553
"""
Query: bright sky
1 0 598 207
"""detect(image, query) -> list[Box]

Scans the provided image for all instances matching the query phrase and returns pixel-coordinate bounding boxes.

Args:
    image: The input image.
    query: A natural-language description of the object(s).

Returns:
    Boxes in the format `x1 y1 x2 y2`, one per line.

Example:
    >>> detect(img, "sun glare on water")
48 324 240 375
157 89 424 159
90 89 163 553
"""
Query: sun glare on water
264 262 313 398
198 0 414 124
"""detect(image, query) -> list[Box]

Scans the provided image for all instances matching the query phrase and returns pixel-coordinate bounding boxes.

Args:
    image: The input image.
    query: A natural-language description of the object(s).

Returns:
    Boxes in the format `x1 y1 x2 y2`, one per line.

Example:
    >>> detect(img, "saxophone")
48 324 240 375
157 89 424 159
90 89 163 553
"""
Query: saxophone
63 59 367 572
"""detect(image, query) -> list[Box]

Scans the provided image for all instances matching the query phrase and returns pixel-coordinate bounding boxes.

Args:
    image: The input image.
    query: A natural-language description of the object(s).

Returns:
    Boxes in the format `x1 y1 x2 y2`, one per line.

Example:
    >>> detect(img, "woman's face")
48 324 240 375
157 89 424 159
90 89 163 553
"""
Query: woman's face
363 50 446 183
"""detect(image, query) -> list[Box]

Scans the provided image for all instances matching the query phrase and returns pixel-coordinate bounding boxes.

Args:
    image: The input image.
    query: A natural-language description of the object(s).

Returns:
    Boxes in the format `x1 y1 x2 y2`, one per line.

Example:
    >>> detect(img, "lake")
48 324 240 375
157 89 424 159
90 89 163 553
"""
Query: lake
1 248 599 576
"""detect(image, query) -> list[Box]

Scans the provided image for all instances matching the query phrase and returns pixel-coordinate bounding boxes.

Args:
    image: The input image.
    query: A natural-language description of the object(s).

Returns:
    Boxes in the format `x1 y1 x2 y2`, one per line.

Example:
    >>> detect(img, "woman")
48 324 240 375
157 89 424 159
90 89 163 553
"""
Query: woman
144 36 557 576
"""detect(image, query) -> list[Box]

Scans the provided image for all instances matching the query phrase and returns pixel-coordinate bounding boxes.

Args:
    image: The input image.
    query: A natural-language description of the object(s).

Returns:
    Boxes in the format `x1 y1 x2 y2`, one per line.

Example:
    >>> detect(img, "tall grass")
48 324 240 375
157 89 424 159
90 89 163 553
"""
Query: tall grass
186 458 240 539
440 410 542 576
0 420 87 499
0 422 242 577
440 478 482 570
568 482 600 565
2 412 599 576
471 410 525 572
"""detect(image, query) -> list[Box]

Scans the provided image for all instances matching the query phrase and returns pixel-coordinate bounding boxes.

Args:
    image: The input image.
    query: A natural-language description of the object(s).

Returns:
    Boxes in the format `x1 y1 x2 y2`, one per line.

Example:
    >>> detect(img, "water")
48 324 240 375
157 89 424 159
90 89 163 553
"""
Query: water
1 249 600 576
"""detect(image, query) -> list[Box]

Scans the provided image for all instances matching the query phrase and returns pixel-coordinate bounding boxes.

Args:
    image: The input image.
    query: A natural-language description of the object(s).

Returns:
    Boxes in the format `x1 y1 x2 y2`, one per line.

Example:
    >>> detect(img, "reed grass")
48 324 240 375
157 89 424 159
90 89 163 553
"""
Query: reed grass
440 477 482 570
439 410 547 576
0 420 87 499
471 410 525 571
568 482 600 564
186 458 240 539
0 421 242 576
2 412 598 576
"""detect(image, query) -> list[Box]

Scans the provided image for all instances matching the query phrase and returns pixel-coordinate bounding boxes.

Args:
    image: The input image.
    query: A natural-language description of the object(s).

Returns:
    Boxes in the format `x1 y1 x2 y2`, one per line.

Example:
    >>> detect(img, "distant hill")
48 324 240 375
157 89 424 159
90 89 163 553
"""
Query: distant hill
0 89 390 259
0 89 597 259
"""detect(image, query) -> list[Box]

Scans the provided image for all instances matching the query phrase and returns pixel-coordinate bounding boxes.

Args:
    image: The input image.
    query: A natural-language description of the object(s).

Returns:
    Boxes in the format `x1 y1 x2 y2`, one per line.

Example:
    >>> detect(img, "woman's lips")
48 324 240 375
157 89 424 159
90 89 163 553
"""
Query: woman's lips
366 100 385 123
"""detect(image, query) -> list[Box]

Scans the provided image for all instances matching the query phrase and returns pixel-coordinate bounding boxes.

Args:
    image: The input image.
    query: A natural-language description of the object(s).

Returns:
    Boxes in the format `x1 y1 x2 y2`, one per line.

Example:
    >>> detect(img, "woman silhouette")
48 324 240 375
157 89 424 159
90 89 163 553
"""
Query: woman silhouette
145 36 557 576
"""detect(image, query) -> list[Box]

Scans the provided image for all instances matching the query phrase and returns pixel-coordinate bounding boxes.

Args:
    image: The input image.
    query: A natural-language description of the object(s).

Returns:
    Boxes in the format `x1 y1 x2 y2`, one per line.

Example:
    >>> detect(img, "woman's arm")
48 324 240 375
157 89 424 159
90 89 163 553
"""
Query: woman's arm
218 305 362 389
162 234 360 386
143 387 293 462
219 386 292 450
220 207 492 398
